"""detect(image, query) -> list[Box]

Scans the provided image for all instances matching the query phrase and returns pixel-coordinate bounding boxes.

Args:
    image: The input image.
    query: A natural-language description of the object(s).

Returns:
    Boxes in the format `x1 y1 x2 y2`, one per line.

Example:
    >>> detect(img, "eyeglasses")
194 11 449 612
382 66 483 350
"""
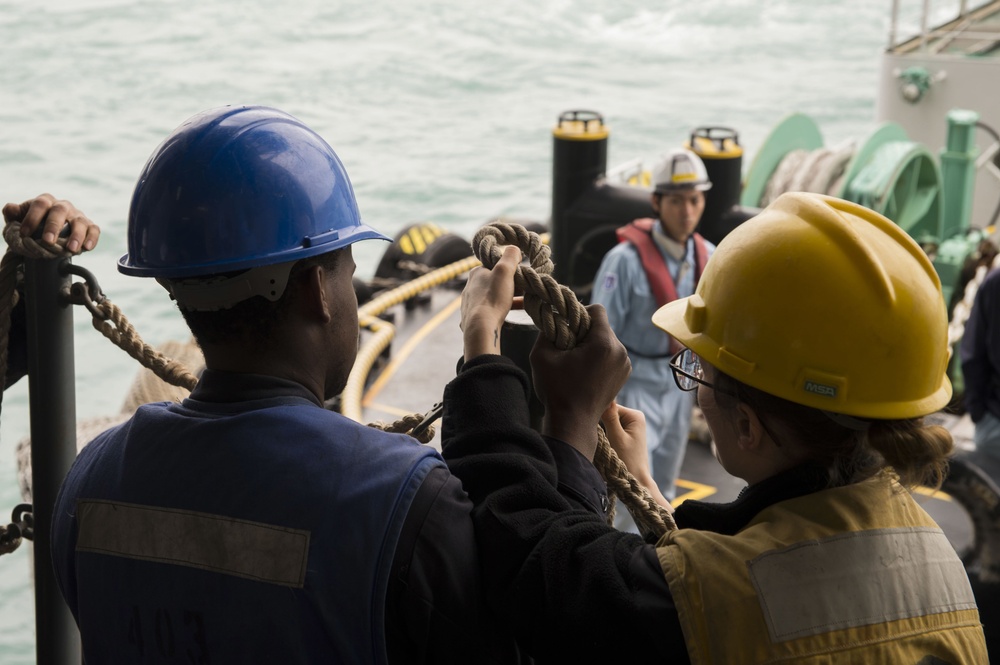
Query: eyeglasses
670 348 716 392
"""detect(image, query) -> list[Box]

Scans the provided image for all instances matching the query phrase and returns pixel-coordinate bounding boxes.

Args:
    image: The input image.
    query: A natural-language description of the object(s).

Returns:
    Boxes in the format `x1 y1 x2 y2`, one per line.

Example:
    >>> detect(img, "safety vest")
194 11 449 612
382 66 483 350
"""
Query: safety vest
54 396 444 665
657 473 988 664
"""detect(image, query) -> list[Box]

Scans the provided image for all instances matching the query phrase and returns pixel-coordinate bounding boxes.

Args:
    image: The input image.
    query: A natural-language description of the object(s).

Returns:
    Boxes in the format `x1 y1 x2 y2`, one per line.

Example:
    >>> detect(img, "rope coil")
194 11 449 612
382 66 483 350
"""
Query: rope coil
473 221 677 537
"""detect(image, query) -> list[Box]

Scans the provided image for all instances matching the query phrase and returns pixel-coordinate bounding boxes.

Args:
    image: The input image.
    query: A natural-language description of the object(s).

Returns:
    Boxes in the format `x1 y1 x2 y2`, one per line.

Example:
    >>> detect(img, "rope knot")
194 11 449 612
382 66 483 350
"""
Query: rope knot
471 221 676 535
2 222 75 261
472 223 590 351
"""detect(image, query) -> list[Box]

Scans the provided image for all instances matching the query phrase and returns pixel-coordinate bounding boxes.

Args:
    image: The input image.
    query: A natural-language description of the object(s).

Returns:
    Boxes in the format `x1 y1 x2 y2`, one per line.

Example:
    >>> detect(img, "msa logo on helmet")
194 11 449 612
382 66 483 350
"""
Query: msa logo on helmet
803 381 837 398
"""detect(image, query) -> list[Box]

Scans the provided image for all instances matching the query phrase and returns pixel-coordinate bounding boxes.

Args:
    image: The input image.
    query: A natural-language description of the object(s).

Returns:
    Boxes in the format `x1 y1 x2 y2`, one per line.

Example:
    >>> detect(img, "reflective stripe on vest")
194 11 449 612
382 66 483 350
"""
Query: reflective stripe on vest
76 499 310 587
748 526 974 641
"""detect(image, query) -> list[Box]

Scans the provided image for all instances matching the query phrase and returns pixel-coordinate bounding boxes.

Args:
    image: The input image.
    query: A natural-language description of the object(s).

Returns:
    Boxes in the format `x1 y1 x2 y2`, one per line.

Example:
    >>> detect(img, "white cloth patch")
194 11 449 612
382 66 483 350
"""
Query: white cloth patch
748 526 977 642
76 499 311 588
602 273 618 291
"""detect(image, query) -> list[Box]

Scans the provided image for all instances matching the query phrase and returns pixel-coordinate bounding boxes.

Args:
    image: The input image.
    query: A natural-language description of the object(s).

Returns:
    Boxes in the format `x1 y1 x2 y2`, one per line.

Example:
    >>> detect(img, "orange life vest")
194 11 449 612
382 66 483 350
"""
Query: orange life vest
615 218 709 307
615 219 709 355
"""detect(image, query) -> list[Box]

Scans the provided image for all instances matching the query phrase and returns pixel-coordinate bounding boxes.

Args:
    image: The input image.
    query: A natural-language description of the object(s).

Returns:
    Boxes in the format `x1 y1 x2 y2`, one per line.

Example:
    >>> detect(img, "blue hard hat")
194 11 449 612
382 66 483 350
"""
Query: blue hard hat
119 105 390 279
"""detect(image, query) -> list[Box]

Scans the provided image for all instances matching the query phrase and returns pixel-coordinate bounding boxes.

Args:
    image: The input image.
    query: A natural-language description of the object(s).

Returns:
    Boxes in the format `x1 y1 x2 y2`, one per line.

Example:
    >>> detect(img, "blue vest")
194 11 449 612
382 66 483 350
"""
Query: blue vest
52 396 443 665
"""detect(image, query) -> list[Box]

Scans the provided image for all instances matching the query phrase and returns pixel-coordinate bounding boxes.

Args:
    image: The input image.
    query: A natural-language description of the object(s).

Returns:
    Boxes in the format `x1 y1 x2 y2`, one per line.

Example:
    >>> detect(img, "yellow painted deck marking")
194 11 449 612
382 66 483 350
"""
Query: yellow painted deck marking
668 480 953 509
362 294 463 406
672 478 717 507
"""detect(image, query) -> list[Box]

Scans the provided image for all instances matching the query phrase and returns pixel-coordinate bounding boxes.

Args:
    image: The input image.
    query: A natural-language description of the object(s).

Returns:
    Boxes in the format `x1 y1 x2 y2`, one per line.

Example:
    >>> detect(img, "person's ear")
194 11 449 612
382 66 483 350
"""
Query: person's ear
296 265 331 323
734 402 766 452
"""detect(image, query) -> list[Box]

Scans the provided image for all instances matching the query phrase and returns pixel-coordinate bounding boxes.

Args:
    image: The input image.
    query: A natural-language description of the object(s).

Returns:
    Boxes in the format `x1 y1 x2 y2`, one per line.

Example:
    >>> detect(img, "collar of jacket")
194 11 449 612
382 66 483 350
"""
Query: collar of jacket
651 223 687 262
673 461 831 535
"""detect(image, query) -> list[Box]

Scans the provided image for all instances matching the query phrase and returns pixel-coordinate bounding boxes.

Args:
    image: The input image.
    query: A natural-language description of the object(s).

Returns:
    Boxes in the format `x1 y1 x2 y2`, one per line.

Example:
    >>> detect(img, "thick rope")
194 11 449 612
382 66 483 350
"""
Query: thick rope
118 338 204 413
368 413 437 444
473 221 676 536
949 248 1000 347
0 222 71 400
473 224 590 350
86 299 199 391
763 145 857 206
343 256 482 424
0 525 22 555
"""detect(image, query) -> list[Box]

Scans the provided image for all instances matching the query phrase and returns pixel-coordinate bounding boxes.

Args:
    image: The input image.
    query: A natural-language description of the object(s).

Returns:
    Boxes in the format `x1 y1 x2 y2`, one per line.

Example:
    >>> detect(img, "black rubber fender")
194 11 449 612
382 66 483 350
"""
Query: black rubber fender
374 222 473 282
942 451 1000 581
353 277 375 306
940 450 1000 648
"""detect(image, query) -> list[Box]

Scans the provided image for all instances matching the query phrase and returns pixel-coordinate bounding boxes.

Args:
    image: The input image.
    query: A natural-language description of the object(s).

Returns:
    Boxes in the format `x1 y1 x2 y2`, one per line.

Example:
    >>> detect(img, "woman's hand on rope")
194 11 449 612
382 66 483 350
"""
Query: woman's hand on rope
602 401 673 513
461 244 522 361
3 193 100 254
529 304 631 462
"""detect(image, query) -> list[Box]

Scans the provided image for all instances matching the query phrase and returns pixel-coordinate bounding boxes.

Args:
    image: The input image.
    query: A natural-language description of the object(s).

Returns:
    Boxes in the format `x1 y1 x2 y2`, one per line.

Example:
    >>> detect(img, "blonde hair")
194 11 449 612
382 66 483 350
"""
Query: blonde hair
865 419 953 490
714 372 953 490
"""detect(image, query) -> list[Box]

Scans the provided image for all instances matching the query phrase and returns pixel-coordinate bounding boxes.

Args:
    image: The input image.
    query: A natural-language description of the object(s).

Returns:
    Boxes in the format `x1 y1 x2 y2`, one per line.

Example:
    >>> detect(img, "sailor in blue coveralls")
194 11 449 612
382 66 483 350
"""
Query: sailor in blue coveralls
50 106 523 665
591 148 714 503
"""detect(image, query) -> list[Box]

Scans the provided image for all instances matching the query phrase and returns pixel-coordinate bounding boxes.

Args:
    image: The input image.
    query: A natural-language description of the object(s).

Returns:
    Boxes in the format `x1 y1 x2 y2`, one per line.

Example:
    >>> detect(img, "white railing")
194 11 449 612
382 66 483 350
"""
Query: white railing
888 0 997 50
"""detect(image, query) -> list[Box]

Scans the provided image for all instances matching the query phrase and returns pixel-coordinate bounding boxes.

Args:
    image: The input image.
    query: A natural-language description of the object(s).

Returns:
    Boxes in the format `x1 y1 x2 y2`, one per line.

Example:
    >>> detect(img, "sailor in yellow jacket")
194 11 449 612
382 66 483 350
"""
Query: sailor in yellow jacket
444 191 989 663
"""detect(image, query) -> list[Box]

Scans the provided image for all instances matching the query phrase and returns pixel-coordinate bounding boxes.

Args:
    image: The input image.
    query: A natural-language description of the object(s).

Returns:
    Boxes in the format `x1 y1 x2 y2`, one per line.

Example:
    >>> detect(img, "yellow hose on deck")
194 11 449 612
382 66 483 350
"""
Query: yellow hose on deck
340 255 482 422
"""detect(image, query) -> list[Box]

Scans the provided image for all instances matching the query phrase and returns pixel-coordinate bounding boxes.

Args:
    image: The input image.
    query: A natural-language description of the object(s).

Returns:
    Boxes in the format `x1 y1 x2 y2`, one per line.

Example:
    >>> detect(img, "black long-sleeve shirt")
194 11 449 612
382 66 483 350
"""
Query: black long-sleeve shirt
441 354 835 663
962 267 1000 423
441 354 687 662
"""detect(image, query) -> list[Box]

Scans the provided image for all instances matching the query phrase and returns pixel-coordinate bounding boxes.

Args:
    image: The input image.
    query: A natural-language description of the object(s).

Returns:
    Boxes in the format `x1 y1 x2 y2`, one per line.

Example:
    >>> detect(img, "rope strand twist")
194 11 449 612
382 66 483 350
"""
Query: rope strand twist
367 413 436 444
473 221 676 536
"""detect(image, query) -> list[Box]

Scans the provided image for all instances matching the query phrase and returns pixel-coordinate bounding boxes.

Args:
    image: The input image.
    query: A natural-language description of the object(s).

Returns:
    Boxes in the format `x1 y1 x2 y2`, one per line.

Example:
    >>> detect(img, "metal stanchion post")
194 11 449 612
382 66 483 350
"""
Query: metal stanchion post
24 256 82 665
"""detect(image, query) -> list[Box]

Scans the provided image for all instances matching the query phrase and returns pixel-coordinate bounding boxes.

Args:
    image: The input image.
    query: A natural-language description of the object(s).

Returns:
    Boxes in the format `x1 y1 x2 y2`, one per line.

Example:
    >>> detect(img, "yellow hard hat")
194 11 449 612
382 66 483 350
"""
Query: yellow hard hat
652 192 951 419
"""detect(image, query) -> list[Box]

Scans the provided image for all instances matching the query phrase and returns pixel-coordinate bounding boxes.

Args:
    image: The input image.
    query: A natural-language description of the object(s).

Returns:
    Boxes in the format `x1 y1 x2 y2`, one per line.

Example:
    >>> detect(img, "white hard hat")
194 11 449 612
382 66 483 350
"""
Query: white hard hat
652 148 712 193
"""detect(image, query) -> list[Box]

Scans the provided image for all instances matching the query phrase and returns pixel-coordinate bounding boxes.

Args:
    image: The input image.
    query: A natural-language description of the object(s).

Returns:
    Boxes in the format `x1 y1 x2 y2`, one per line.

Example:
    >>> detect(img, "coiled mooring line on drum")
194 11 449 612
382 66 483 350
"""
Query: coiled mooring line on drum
760 143 855 207
472 221 677 537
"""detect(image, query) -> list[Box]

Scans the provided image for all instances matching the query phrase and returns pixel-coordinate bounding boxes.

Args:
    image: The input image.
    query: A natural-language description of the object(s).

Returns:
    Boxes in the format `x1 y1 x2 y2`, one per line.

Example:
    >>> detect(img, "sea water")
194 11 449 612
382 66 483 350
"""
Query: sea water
0 0 950 660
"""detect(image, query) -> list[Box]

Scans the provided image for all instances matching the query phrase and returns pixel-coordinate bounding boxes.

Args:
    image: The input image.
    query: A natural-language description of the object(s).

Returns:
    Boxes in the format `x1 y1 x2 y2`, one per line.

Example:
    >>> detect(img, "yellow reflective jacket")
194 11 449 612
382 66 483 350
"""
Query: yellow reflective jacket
657 473 988 664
